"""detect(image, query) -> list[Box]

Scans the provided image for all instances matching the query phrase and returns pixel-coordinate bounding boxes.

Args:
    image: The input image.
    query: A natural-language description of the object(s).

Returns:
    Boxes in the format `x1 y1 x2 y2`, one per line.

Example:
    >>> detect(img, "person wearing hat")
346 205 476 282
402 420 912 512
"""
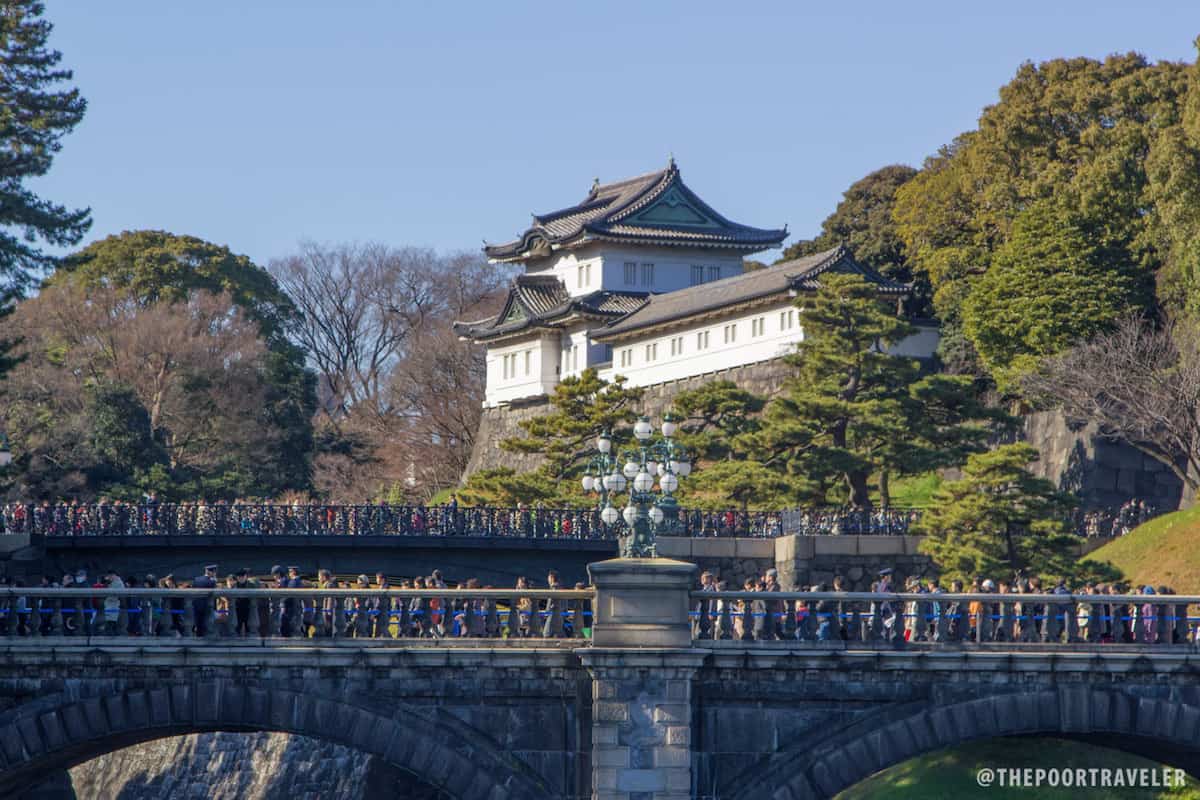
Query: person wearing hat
233 568 256 637
192 564 218 637
280 566 303 637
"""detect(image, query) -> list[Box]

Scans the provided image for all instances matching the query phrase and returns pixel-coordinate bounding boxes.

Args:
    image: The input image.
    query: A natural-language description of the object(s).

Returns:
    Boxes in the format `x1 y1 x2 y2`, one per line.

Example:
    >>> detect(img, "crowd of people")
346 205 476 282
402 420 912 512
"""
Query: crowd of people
0 499 785 538
691 568 1193 644
1071 500 1158 538
0 497 1169 540
0 566 592 640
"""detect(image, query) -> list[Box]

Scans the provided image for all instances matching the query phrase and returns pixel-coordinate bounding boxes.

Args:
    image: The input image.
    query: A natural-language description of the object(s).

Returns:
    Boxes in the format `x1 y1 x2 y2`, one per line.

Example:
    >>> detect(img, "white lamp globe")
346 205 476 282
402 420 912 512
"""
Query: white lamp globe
610 472 627 493
622 504 638 526
634 417 653 441
602 472 616 491
646 460 659 476
633 471 654 493
601 504 619 526
661 419 677 438
581 475 594 492
660 473 679 493
623 461 640 479
597 434 611 454
649 505 665 525
656 462 666 476
676 460 692 477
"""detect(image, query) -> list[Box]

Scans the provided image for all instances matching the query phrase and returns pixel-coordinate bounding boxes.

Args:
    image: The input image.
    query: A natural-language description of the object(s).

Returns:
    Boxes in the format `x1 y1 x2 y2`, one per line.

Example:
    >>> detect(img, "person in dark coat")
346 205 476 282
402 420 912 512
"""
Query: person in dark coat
192 564 218 636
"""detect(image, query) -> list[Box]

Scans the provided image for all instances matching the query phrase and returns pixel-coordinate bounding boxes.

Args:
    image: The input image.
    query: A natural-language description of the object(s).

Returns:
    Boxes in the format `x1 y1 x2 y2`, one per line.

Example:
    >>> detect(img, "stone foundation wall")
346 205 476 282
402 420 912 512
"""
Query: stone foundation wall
1022 409 1183 511
464 359 794 477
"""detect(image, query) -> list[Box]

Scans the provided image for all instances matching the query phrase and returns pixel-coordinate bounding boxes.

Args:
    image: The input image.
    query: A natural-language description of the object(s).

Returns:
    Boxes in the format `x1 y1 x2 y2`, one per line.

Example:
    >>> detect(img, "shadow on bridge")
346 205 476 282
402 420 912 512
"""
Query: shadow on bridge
0 661 576 800
725 686 1200 800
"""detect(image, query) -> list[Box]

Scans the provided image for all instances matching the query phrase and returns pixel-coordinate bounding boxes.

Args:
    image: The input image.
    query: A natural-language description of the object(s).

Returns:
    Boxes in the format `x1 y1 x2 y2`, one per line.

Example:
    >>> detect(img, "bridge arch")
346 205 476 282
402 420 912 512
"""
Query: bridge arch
0 677 556 800
730 686 1200 800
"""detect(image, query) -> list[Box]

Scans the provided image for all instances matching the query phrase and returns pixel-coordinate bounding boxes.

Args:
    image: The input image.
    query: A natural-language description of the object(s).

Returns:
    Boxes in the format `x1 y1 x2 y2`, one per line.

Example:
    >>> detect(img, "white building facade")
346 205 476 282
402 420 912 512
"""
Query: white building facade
455 162 938 408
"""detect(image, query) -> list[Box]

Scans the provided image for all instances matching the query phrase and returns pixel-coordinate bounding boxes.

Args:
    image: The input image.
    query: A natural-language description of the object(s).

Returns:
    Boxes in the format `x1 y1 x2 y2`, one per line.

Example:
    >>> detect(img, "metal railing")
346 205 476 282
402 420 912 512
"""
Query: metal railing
0 503 786 539
689 591 1197 646
0 587 594 642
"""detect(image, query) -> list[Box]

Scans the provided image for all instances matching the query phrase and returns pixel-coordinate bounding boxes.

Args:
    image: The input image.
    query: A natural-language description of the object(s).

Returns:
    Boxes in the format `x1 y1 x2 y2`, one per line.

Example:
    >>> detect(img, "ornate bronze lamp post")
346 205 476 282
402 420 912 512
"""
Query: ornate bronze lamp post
583 415 691 558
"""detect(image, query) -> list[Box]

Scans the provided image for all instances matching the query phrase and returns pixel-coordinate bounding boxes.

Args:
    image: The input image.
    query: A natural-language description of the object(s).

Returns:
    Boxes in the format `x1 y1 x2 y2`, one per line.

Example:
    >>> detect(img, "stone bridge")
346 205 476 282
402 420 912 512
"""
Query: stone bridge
2 558 1199 800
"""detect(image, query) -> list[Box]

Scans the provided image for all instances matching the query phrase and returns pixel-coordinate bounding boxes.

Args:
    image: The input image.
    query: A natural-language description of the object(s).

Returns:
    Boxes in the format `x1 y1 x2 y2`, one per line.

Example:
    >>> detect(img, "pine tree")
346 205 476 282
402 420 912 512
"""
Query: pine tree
916 444 1084 582
669 380 763 462
754 273 917 507
0 1 90 288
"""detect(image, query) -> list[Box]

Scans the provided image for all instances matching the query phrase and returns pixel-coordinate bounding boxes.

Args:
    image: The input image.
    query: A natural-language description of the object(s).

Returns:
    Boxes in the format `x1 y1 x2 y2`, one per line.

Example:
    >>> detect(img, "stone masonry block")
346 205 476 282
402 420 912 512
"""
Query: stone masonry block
617 768 667 793
653 704 689 725
666 726 690 746
595 701 630 723
654 746 691 767
594 746 630 768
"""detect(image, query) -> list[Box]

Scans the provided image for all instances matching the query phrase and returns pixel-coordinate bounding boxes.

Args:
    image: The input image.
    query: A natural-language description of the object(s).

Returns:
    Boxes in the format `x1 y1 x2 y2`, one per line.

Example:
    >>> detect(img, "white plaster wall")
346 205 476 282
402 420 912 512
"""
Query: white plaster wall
595 304 941 391
484 335 561 407
597 300 804 388
597 245 745 294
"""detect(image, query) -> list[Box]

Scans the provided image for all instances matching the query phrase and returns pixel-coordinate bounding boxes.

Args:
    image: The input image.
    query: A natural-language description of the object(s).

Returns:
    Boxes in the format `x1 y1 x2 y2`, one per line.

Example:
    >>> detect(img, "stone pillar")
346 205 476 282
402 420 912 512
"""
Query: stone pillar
582 557 703 800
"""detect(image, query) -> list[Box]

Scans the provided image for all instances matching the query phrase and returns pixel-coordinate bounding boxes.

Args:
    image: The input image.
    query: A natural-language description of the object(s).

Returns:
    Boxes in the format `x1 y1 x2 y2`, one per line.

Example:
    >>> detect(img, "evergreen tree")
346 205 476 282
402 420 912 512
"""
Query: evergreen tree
754 274 917 507
781 165 918 282
460 368 643 504
916 444 1087 583
962 199 1147 389
0 1 90 381
669 380 763 462
0 0 89 289
499 368 643 481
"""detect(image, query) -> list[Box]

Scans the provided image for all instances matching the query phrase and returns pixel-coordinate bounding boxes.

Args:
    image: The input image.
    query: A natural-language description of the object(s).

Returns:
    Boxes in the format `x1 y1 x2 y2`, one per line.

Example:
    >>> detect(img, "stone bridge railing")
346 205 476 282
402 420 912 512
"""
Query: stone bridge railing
690 590 1197 646
0 586 594 641
4 563 1200 800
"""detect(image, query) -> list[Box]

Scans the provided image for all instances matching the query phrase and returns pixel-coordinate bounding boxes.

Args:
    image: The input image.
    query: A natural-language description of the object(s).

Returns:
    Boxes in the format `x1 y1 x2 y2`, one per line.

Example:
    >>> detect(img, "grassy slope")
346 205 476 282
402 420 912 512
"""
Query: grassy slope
837 737 1200 800
1086 505 1200 593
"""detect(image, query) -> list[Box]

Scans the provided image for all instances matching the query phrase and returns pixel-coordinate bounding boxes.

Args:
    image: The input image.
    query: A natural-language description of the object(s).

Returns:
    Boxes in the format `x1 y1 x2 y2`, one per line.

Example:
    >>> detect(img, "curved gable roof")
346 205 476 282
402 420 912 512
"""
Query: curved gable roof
484 161 787 262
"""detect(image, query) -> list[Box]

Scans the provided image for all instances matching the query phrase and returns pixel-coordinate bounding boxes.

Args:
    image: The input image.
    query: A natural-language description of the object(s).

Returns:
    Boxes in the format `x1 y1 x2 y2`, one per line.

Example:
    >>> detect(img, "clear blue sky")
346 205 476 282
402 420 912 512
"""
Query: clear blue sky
32 2 1200 266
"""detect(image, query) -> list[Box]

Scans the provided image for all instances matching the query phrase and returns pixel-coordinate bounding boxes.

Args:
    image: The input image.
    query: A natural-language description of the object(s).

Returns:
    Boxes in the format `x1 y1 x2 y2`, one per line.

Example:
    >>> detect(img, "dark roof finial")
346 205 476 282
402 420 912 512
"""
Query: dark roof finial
591 176 600 193
668 153 675 169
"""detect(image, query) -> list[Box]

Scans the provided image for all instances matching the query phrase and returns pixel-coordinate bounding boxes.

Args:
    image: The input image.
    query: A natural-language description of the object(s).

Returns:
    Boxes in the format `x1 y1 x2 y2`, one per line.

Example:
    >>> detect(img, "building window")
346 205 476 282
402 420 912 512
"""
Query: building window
501 355 509 380
723 324 737 344
572 347 579 371
620 348 633 368
602 344 613 362
690 265 704 286
577 264 586 289
641 263 655 286
779 309 795 330
707 266 720 282
696 330 709 350
624 262 636 285
644 342 657 362
670 336 684 356
524 350 531 376
751 317 765 337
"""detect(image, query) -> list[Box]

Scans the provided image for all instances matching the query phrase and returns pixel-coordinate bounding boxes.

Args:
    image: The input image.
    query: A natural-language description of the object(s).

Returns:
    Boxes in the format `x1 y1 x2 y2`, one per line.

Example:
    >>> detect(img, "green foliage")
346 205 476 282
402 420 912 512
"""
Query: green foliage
681 460 802 512
58 231 296 342
753 273 996 508
962 199 1148 388
53 231 318 496
916 444 1083 583
500 368 643 480
894 52 1195 379
0 0 90 294
86 381 167 483
782 165 918 283
668 380 764 462
456 467 560 507
461 368 642 505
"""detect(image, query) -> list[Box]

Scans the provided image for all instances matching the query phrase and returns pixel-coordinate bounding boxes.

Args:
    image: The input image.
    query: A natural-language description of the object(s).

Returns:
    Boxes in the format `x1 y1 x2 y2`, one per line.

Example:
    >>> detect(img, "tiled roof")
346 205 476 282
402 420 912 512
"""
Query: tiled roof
453 275 649 341
592 246 910 340
484 160 787 261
